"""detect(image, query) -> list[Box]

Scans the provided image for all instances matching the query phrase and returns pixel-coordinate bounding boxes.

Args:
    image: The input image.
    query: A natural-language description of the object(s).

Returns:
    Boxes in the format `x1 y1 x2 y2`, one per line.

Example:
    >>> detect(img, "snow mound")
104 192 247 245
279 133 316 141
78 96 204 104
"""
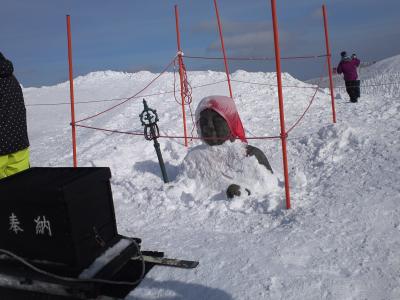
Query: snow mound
297 123 363 166
166 141 283 214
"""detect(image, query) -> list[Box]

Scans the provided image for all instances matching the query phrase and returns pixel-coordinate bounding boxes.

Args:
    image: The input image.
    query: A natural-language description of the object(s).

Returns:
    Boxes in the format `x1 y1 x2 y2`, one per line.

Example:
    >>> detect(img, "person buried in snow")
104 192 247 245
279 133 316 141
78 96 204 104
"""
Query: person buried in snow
195 95 273 199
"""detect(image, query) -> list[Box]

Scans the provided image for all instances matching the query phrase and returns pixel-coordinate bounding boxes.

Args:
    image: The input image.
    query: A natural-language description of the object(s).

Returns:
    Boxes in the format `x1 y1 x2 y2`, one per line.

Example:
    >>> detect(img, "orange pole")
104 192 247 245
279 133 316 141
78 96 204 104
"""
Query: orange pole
213 0 233 98
270 0 291 209
66 15 77 167
322 4 336 123
174 5 188 147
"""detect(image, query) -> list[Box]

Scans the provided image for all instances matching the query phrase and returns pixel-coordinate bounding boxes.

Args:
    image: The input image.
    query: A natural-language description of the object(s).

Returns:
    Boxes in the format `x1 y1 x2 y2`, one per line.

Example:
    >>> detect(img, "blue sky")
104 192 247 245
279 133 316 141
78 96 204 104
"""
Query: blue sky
1 0 400 87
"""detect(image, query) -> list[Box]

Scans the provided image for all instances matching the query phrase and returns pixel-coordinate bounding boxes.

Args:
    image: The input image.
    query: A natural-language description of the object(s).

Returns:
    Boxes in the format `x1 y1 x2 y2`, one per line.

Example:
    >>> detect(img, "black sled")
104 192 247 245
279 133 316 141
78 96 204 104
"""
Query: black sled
0 167 198 299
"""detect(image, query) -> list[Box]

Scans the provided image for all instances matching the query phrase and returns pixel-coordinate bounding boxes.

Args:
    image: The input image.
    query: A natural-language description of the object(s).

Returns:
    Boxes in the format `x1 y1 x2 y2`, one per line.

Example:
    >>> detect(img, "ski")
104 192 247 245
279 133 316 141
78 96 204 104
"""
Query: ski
132 255 199 269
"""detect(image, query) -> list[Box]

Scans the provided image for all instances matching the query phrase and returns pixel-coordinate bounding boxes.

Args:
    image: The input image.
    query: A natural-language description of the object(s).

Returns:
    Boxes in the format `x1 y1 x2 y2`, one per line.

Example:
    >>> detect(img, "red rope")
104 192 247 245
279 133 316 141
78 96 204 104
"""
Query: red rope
246 135 281 140
184 54 327 61
75 123 280 140
75 124 144 136
286 85 319 134
74 57 177 124
286 65 327 134
26 80 399 107
173 59 180 105
27 79 229 107
173 57 198 140
181 61 197 139
191 79 228 89
27 91 176 107
67 52 388 144
231 79 320 89
173 58 193 105
335 82 400 88
182 62 193 104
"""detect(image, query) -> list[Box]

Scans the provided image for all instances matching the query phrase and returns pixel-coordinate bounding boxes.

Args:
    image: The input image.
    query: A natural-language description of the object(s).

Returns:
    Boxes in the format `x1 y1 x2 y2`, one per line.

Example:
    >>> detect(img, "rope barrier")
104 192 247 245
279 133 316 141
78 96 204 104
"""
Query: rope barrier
74 57 177 124
285 64 327 134
173 58 193 105
184 54 327 61
173 56 197 139
334 81 400 89
39 48 397 149
75 124 144 136
72 60 392 143
26 92 174 107
26 80 400 107
191 79 228 89
26 80 228 107
67 54 396 144
246 135 281 140
76 66 390 143
230 79 320 89
286 86 319 135
75 123 281 141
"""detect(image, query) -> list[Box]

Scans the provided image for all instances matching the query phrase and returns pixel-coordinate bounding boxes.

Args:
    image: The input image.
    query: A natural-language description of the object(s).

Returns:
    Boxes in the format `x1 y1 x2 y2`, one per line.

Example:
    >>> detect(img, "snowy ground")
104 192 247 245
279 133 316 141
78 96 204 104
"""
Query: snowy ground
21 55 400 299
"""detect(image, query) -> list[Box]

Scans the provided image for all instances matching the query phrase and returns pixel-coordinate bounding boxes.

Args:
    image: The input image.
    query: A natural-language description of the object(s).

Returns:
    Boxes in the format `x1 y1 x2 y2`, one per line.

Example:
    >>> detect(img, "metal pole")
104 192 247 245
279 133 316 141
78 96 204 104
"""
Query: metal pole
174 5 189 147
213 0 233 98
270 0 291 209
322 4 337 123
153 139 169 183
66 15 77 167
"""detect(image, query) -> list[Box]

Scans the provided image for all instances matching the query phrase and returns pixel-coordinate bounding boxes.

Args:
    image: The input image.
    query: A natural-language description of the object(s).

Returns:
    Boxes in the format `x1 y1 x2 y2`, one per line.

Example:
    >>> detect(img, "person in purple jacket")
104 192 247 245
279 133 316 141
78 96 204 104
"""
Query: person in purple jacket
337 51 361 102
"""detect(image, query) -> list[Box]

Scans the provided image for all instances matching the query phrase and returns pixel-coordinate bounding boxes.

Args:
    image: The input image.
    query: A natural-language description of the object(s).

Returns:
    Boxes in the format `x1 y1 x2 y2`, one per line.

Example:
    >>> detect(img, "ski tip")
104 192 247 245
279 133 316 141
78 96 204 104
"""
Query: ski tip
139 255 199 269
184 260 199 268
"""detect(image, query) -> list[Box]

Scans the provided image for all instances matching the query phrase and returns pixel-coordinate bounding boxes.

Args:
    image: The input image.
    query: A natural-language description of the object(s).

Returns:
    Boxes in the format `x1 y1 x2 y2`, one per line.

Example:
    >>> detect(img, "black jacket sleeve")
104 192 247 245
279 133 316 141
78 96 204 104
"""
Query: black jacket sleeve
0 58 30 155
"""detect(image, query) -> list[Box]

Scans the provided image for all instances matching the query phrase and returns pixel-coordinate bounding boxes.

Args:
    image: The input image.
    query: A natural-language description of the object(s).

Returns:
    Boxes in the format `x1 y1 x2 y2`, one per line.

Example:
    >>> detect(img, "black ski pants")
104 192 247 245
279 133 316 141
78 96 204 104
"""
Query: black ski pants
345 80 360 102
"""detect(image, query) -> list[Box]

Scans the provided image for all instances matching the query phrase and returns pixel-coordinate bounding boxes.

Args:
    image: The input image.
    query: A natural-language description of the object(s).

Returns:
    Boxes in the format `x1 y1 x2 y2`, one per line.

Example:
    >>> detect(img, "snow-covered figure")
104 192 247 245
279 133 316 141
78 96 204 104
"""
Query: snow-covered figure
195 95 273 198
0 52 30 179
337 51 361 103
167 95 280 212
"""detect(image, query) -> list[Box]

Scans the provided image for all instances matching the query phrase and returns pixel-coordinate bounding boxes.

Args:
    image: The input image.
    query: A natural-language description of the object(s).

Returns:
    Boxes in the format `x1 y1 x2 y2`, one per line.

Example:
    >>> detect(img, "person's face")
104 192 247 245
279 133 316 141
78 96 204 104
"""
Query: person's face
199 109 231 146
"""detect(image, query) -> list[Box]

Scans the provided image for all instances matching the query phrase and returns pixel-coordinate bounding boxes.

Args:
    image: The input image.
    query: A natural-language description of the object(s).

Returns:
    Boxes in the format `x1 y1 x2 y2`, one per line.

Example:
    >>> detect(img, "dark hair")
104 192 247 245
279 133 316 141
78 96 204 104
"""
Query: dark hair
0 52 5 60
340 51 347 57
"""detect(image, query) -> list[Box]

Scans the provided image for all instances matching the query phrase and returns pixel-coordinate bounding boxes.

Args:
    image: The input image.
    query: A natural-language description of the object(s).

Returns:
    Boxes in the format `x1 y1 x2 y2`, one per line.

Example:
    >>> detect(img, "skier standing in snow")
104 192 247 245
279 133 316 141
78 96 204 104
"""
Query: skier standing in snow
0 52 30 179
337 51 361 103
196 95 273 198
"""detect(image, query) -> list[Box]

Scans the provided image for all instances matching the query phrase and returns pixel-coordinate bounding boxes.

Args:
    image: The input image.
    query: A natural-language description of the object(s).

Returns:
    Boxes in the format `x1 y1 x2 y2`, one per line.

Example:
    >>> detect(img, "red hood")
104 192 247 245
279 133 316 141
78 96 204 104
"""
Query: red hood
195 95 247 143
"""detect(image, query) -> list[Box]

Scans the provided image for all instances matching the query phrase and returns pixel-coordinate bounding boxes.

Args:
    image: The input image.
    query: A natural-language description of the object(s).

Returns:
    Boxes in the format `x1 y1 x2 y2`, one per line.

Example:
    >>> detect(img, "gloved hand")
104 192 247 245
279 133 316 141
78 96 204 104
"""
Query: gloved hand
226 184 241 198
226 184 251 199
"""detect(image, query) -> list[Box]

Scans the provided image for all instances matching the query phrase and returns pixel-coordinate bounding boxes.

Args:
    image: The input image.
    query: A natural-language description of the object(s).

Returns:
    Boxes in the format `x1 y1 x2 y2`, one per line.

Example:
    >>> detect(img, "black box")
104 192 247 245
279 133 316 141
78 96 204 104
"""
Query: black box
0 167 118 270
